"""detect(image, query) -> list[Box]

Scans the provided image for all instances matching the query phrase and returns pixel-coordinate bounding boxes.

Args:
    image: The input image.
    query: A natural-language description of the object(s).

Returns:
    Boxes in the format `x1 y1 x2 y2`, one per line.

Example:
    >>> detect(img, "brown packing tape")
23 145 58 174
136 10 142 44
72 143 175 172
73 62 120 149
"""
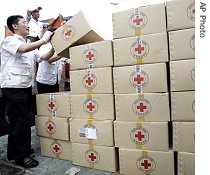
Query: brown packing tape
136 144 142 150
135 28 141 37
88 139 95 169
137 57 143 64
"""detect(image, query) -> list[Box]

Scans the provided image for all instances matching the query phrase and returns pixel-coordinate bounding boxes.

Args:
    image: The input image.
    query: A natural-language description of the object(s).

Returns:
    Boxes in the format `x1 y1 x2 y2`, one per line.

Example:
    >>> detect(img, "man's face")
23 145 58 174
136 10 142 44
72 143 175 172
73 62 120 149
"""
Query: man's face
13 18 29 37
32 10 40 20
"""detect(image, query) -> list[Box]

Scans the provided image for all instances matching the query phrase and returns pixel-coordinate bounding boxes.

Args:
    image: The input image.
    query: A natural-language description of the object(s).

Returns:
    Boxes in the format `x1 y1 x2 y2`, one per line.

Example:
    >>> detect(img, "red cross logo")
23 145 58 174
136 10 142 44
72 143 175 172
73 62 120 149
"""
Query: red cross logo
65 29 72 37
141 159 152 169
53 144 60 153
135 44 144 54
88 153 97 162
134 74 144 85
86 51 94 61
47 123 54 132
135 131 145 141
137 102 147 112
49 101 55 110
133 17 143 26
87 102 95 112
86 77 93 86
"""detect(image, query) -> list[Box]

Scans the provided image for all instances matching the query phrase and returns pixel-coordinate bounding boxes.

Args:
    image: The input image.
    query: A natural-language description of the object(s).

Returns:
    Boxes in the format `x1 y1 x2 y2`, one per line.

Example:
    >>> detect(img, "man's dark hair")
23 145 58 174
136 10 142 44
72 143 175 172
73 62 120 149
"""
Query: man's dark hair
7 15 24 33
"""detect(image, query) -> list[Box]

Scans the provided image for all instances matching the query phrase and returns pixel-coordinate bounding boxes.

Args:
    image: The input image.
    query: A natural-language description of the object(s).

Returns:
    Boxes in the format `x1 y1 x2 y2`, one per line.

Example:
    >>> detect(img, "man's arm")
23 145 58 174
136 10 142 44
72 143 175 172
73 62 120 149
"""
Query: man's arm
18 31 53 53
26 10 32 23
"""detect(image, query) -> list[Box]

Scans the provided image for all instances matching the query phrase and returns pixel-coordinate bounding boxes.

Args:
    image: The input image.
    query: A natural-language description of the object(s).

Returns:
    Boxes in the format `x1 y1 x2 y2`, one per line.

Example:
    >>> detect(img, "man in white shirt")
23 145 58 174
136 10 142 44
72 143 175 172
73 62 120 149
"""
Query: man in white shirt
0 15 54 168
26 7 56 42
36 42 69 93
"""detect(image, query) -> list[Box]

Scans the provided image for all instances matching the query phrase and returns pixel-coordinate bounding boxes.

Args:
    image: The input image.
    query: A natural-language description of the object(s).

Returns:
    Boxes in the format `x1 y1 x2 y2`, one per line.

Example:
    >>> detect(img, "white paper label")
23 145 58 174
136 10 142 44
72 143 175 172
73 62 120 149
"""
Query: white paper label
85 127 97 140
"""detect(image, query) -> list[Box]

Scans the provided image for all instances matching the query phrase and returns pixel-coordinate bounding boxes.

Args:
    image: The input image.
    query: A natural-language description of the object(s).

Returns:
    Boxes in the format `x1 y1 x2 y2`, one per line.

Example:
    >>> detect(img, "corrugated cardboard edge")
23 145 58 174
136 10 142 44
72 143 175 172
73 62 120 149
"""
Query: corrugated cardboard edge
170 61 176 91
172 122 178 151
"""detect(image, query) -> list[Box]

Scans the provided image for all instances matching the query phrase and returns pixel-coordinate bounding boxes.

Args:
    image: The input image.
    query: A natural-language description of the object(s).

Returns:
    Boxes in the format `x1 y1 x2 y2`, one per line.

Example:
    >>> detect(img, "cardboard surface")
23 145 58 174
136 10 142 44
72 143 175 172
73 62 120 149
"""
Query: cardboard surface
113 63 168 93
70 67 113 94
173 122 195 153
70 40 113 70
51 11 104 57
70 94 115 120
36 92 70 118
40 137 72 161
113 32 168 66
169 28 195 61
35 116 70 141
112 3 166 39
72 143 118 172
114 121 169 151
170 59 195 91
115 93 170 121
171 91 195 121
166 0 195 31
119 148 174 175
70 118 114 146
177 152 195 175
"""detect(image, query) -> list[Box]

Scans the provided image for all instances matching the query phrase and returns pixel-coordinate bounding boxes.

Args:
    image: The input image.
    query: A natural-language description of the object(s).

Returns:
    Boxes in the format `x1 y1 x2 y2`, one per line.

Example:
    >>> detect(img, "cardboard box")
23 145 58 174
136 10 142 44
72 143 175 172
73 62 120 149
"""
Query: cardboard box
70 67 113 94
51 11 104 58
114 121 169 151
36 92 70 117
171 91 195 121
113 63 168 93
112 3 166 39
70 40 113 70
115 93 170 121
173 122 195 153
177 152 195 175
70 118 114 146
40 137 72 161
166 0 195 31
70 94 115 120
113 32 168 66
72 143 118 172
169 28 195 61
35 116 69 141
119 148 174 175
170 59 195 91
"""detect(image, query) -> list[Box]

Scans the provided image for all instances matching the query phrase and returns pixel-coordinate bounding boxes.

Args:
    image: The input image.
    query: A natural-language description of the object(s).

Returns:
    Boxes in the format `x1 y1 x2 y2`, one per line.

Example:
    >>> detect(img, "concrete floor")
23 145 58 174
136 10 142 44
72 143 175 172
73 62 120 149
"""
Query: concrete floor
0 127 113 175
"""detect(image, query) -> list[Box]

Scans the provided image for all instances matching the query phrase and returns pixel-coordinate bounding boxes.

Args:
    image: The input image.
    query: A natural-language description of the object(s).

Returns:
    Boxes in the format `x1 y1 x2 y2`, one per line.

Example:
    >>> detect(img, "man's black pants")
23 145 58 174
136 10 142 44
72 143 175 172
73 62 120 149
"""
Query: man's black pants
37 81 59 94
2 87 32 161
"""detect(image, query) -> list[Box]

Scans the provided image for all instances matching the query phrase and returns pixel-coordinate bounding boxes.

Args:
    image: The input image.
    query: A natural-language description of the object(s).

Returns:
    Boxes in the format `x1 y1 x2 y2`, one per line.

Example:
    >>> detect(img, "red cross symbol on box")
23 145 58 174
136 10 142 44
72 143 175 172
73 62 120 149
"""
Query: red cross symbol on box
86 51 94 61
89 152 97 162
48 101 55 110
53 144 60 153
135 131 145 141
133 16 143 26
65 29 72 37
135 44 144 54
134 74 144 85
87 102 95 112
141 159 152 169
86 77 94 86
137 102 147 112
47 123 54 132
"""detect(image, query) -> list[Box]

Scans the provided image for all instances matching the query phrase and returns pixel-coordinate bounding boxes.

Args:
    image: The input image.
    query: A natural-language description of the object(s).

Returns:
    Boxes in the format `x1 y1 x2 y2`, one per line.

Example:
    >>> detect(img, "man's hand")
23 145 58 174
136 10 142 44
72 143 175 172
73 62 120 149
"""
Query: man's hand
42 31 54 43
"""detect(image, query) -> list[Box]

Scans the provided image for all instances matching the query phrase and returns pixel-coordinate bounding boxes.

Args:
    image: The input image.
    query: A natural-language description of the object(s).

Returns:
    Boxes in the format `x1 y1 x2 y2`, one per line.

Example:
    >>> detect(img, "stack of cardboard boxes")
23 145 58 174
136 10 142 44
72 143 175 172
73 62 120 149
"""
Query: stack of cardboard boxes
35 0 195 174
112 3 174 175
36 92 72 161
36 11 118 173
166 0 195 175
69 40 118 172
